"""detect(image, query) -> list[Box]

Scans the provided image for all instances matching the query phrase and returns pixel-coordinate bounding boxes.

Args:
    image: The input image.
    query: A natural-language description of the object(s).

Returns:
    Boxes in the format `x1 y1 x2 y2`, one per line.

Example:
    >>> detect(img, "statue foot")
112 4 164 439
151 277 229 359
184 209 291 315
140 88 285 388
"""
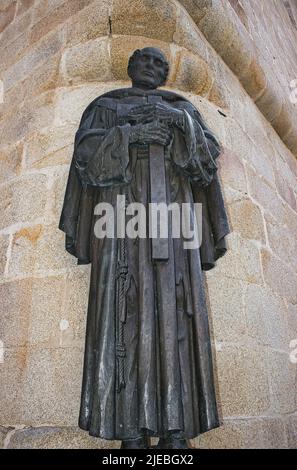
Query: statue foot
155 437 189 449
121 436 150 449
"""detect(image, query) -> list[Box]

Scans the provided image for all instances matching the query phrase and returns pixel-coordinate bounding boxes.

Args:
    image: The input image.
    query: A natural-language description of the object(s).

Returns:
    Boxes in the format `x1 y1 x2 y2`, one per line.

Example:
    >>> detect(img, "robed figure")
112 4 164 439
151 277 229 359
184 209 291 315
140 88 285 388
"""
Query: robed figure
59 48 229 449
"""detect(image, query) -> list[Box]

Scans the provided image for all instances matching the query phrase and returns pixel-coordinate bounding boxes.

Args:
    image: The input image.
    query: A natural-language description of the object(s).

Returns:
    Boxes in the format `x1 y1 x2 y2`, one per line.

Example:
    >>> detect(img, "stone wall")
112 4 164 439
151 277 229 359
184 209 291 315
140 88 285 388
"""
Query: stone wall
179 0 297 155
0 0 296 449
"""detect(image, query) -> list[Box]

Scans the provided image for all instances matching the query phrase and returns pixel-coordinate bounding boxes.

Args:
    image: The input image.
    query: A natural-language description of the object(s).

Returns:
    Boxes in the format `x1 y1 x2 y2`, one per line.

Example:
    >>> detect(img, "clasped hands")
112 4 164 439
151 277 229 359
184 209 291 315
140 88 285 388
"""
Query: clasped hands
126 103 184 146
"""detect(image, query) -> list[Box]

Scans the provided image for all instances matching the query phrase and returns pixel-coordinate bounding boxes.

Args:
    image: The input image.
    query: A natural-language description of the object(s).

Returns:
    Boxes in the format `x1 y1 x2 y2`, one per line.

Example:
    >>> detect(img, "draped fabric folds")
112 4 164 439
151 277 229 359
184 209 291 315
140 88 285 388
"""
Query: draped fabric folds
59 87 230 440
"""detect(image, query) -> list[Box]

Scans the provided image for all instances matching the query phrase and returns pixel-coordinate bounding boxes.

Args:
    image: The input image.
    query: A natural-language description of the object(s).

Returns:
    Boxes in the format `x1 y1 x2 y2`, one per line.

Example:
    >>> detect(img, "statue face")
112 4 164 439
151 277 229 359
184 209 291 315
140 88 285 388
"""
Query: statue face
129 48 168 90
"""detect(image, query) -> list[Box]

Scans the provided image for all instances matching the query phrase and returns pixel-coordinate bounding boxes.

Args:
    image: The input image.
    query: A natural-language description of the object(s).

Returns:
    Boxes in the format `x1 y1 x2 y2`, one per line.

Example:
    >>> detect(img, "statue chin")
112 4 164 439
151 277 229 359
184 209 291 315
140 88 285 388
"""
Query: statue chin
132 81 158 90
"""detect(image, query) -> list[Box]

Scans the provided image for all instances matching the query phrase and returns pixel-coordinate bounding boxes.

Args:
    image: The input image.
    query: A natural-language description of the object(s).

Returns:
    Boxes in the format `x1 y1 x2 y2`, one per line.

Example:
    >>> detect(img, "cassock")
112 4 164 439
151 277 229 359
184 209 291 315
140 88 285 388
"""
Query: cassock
59 86 230 440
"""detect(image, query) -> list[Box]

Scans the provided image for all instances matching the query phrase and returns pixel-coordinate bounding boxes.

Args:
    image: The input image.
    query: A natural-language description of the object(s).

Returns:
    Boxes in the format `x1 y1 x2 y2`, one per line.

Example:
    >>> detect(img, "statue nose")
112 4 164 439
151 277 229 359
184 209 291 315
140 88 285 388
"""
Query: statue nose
146 58 155 67
143 65 154 76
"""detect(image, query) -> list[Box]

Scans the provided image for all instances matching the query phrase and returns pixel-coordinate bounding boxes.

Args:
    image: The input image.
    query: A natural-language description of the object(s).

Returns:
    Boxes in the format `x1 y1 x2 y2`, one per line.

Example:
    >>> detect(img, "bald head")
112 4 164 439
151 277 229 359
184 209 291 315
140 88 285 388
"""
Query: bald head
128 47 169 90
139 47 167 62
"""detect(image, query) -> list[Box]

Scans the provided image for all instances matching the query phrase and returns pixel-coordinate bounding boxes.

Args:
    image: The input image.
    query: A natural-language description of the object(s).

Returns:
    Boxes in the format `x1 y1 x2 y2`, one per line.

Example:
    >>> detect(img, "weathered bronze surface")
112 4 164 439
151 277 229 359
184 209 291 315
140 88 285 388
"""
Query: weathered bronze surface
59 47 229 449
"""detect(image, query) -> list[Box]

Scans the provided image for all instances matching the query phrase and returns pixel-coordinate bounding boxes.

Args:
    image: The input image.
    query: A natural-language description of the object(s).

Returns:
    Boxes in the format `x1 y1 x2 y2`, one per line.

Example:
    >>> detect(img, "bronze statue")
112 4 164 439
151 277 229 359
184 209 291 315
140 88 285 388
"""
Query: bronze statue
59 47 229 449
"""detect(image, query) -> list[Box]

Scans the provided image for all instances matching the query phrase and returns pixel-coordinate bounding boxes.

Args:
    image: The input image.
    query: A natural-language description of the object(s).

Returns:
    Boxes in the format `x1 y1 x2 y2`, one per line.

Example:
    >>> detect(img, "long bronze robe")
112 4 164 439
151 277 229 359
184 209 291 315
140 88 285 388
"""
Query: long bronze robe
59 87 229 440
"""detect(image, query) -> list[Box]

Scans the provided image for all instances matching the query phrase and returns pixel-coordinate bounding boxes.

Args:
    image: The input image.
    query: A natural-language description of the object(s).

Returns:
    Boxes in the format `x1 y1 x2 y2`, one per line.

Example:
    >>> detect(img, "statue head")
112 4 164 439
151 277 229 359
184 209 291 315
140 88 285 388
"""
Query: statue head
128 47 169 90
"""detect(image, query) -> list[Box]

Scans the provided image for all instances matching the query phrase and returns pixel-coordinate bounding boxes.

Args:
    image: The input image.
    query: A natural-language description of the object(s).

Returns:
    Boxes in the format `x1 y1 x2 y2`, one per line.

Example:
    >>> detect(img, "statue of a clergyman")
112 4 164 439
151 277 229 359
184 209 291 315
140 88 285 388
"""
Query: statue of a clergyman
59 47 229 449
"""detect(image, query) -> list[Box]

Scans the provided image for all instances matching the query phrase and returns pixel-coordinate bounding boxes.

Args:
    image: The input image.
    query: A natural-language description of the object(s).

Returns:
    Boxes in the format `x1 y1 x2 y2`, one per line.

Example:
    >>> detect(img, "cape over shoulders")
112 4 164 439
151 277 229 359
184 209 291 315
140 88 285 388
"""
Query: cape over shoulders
98 86 189 102
60 87 229 269
79 87 200 127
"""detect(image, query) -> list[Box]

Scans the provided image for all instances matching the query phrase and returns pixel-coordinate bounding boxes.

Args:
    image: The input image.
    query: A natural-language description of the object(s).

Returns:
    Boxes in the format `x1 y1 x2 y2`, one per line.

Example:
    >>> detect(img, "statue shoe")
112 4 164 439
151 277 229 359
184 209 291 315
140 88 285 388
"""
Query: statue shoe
155 437 189 449
121 436 150 449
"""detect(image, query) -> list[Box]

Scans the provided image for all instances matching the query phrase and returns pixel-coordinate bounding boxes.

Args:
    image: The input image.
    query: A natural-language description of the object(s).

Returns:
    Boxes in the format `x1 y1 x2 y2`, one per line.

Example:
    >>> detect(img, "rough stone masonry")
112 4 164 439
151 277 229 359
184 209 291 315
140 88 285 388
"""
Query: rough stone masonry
0 0 296 449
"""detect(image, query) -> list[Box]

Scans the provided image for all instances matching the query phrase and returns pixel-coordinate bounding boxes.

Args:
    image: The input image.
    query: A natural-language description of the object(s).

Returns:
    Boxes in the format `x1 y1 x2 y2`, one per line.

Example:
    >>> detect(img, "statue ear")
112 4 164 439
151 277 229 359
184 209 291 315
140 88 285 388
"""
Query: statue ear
127 49 141 78
159 65 169 87
129 49 141 63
